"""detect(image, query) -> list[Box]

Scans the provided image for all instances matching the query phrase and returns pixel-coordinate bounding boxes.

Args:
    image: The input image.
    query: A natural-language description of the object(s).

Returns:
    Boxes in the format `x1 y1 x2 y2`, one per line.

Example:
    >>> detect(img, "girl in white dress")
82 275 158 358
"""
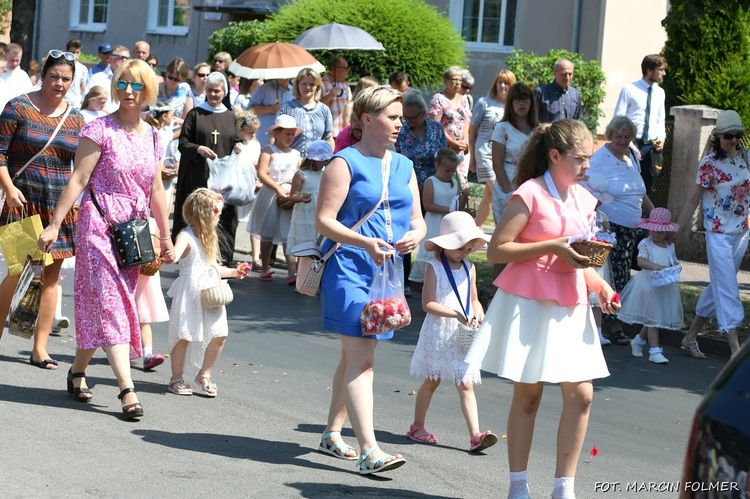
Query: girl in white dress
410 149 464 283
167 189 250 397
287 140 331 251
618 208 684 364
236 113 262 265
407 211 498 452
248 115 302 282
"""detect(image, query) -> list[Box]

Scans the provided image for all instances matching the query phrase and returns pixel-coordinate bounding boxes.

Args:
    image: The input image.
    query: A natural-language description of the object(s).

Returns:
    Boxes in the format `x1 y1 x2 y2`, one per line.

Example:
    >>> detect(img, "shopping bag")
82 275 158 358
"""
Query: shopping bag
0 212 53 275
8 256 40 339
207 152 255 206
360 254 411 336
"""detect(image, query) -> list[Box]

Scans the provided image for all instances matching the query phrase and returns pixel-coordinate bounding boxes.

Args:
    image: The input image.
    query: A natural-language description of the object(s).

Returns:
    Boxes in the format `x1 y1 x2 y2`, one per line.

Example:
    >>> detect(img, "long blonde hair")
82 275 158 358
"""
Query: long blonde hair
181 188 222 262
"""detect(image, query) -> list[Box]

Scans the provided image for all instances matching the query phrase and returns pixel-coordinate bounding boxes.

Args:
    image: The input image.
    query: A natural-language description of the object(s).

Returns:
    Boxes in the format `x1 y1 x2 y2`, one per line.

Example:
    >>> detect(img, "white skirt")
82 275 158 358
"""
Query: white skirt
464 289 610 384
617 271 684 330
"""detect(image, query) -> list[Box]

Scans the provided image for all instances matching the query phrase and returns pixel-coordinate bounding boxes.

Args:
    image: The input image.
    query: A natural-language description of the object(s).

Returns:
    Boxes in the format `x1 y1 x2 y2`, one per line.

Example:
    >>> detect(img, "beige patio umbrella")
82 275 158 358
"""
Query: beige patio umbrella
228 41 326 80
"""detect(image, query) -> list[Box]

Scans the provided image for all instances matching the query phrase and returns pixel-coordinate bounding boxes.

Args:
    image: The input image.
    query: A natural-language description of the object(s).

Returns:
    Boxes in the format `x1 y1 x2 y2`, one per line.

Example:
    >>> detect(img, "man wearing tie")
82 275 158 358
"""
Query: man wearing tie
534 58 582 123
614 54 668 194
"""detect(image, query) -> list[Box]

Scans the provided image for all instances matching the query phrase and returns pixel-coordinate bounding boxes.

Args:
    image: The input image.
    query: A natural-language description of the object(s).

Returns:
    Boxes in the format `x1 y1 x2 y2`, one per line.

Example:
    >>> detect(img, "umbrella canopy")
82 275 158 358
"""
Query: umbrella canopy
229 41 326 80
293 22 385 51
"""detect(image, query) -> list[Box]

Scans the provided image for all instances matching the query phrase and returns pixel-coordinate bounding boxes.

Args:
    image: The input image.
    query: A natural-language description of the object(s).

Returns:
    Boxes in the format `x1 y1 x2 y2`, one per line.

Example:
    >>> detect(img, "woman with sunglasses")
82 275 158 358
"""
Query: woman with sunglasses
38 59 174 419
677 110 750 359
0 50 84 369
158 57 194 124
190 62 211 107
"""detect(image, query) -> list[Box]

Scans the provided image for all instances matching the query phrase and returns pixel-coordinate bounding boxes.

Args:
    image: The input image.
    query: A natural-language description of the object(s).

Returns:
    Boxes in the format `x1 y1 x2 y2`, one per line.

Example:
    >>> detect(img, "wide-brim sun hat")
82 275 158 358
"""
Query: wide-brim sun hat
424 211 491 252
636 207 679 232
307 140 333 161
580 175 614 204
713 110 744 135
267 114 302 137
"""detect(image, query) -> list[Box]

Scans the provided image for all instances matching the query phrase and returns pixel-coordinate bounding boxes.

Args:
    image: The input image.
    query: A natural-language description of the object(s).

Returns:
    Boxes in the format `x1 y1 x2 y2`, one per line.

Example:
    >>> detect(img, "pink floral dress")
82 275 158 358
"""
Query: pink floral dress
74 116 162 358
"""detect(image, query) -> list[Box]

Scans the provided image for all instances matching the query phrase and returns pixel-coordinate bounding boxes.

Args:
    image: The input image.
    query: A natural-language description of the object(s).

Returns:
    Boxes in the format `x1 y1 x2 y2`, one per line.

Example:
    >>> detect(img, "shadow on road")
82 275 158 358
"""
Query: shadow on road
287 481 459 498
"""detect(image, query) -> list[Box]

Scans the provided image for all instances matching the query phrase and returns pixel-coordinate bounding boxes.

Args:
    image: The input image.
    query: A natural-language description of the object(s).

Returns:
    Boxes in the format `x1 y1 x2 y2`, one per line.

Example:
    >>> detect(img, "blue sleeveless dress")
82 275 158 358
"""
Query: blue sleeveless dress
320 147 415 340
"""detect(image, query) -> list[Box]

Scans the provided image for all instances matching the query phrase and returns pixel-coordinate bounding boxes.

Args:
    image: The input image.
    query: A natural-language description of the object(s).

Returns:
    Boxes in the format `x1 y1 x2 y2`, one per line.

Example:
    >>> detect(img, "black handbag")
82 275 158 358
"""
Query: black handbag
90 191 155 268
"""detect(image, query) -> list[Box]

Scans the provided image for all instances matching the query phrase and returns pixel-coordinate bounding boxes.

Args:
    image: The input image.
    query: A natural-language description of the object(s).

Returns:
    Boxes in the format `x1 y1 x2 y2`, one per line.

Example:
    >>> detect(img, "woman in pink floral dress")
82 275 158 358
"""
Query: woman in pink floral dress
429 66 472 182
39 59 175 419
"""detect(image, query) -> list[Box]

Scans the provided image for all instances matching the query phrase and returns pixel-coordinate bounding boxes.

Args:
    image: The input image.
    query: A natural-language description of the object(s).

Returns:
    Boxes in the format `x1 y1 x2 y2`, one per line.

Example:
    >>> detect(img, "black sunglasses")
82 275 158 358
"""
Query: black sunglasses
723 133 744 141
48 50 76 62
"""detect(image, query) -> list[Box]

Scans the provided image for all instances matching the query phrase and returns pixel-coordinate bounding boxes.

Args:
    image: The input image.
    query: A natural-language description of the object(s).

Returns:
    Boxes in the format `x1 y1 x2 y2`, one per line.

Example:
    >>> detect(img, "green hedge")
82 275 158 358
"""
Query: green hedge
207 20 270 63
505 49 606 133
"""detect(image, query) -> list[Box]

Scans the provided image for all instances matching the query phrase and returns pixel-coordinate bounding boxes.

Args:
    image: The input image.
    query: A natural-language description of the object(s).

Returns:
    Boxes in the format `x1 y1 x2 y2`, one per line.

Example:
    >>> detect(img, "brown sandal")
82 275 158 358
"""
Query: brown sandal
608 329 631 346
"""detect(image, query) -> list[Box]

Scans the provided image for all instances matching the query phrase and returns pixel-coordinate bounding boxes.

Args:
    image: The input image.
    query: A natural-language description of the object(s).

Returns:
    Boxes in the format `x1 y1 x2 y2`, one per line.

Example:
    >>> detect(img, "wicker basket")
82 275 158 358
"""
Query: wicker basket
457 323 479 353
201 266 234 309
139 256 165 276
570 240 612 268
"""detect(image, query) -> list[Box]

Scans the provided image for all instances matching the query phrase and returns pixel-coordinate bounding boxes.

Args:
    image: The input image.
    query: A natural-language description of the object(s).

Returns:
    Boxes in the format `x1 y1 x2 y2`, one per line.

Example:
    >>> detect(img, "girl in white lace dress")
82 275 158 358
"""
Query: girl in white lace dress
407 211 498 452
167 189 250 397
410 149 464 283
287 140 332 251
617 208 683 364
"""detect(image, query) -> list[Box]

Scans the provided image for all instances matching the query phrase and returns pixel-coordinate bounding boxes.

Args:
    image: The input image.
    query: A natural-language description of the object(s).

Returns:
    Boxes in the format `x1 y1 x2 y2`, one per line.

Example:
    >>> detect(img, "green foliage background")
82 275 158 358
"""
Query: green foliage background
662 0 750 125
0 0 9 34
207 20 269 63
505 49 606 133
254 0 466 87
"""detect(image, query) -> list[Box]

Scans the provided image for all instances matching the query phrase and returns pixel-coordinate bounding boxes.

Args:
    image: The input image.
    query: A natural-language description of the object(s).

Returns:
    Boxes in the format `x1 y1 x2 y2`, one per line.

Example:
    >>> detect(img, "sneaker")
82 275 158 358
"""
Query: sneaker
404 286 412 298
144 354 165 370
599 332 611 346
630 338 644 358
649 350 669 364
54 315 70 329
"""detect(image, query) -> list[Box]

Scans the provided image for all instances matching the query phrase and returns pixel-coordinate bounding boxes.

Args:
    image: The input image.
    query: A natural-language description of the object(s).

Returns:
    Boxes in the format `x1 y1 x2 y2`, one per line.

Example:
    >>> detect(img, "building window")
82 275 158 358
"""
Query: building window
450 0 516 52
148 0 191 36
69 0 108 32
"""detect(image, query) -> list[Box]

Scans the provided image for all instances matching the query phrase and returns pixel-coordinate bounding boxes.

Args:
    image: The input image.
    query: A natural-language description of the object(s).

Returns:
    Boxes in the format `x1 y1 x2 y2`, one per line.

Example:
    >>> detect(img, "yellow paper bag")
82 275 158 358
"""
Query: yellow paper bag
0 214 53 275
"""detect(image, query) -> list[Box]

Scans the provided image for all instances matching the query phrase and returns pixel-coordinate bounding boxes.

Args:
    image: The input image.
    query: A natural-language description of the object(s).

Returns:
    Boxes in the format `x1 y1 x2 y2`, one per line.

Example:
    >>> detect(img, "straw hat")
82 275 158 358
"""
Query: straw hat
424 211 490 252
713 110 744 135
636 207 679 232
580 175 614 204
267 115 302 136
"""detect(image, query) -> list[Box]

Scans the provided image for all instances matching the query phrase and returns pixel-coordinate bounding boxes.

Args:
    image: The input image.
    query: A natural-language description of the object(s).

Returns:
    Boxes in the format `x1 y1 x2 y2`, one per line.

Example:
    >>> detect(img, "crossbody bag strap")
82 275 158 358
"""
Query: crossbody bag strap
320 151 392 262
12 104 72 183
440 252 471 321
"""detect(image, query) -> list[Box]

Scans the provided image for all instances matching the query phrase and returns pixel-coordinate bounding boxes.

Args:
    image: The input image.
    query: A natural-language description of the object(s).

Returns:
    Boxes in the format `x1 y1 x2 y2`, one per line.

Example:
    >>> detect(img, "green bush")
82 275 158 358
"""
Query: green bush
207 20 270 62
257 0 466 87
662 1 750 125
505 49 606 133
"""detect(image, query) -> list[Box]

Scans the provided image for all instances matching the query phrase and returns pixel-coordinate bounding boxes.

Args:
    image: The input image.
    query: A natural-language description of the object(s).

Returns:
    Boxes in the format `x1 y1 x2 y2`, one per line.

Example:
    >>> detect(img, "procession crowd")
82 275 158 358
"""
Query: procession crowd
0 37 748 498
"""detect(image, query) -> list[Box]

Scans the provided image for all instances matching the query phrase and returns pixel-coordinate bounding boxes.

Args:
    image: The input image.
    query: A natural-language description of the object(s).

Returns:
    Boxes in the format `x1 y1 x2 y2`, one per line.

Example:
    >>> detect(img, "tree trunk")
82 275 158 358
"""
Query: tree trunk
10 0 36 71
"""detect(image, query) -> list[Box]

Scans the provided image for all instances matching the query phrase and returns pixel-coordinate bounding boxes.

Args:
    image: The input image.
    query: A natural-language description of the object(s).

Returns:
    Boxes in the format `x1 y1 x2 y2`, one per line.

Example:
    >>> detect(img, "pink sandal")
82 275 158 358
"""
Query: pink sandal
259 271 275 282
470 431 498 452
405 425 438 444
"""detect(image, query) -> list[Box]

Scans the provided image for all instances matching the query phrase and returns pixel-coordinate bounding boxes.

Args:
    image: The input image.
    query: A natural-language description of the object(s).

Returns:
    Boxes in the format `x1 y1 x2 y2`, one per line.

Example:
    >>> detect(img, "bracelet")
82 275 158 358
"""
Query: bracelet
159 235 171 241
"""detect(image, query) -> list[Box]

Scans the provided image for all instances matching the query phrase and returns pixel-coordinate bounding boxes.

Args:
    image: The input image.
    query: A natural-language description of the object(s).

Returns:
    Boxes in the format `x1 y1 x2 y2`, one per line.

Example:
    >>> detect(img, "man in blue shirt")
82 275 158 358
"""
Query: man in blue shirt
534 59 581 123
87 43 112 80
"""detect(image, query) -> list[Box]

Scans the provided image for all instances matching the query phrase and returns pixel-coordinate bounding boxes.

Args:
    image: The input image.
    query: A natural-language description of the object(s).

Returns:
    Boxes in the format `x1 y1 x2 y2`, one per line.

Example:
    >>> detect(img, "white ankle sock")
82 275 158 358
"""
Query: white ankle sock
649 346 662 355
634 335 647 345
552 477 575 499
143 346 153 358
508 471 529 499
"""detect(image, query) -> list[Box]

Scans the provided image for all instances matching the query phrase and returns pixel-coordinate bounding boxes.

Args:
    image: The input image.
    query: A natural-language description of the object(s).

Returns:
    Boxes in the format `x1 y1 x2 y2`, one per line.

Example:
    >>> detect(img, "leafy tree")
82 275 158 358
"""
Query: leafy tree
255 0 466 87
662 1 750 125
505 49 606 133
207 20 269 62
0 0 11 34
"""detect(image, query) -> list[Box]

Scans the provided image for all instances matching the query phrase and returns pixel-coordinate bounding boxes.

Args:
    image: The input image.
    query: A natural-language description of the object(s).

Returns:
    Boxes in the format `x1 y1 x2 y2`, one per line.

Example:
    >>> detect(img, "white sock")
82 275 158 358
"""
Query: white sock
633 335 647 345
508 470 529 499
143 346 153 358
552 477 575 499
597 327 602 334
648 346 662 355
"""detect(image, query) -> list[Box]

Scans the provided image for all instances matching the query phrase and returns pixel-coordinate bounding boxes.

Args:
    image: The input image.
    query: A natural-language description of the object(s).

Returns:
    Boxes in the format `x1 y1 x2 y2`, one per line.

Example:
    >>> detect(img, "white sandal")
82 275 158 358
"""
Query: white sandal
318 430 359 460
194 373 217 397
168 378 192 396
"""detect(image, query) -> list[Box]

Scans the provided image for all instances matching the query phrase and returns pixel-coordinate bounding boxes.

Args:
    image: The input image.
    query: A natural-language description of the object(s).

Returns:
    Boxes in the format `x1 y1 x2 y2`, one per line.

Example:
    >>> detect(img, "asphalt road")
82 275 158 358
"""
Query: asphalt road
0 257 729 498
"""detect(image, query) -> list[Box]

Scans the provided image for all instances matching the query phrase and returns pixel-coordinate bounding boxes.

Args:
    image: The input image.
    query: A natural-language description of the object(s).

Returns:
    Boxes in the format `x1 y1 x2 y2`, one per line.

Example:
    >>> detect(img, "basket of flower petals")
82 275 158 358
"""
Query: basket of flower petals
570 237 613 268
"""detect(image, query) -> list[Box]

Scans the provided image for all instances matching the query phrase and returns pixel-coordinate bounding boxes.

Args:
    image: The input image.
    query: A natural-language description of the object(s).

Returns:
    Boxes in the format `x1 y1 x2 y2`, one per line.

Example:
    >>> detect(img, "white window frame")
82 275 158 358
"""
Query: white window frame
69 0 108 33
449 0 516 53
147 0 191 36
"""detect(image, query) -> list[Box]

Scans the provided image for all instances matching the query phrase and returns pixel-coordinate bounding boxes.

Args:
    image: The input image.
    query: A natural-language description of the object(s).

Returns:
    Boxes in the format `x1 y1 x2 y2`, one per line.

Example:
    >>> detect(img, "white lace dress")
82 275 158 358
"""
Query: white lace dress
167 227 228 376
617 238 684 330
410 258 481 385
287 169 323 250
409 175 460 283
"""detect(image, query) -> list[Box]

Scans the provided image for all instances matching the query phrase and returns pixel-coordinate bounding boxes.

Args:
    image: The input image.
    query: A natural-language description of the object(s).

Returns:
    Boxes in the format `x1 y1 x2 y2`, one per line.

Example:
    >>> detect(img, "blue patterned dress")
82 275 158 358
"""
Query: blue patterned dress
320 147 414 340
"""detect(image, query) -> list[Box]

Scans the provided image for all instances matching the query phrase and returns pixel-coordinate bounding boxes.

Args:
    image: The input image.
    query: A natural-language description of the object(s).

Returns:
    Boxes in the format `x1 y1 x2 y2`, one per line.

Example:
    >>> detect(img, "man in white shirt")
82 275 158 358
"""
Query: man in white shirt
614 54 668 194
89 45 129 113
1 43 33 97
132 41 150 61
0 54 14 111
63 39 88 109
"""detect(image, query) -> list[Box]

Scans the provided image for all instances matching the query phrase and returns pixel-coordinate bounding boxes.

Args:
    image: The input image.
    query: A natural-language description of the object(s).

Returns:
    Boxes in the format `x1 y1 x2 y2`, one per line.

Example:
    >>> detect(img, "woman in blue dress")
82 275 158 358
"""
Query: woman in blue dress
315 86 426 475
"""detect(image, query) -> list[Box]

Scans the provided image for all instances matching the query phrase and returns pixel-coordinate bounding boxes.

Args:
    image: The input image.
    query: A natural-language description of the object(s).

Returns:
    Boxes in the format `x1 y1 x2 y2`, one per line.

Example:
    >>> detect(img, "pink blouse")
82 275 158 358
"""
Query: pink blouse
494 179 598 306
